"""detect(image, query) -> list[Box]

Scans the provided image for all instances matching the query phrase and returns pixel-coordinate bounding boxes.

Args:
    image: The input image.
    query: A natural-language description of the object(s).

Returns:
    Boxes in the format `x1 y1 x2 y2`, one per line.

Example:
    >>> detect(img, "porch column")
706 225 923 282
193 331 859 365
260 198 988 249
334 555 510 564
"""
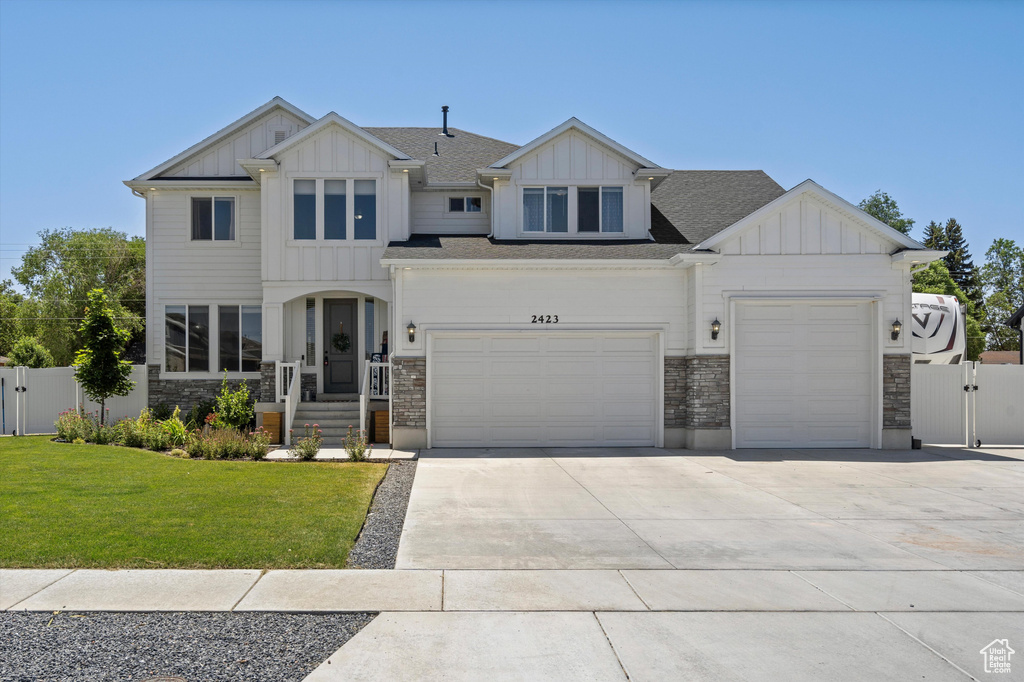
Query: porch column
260 302 285 402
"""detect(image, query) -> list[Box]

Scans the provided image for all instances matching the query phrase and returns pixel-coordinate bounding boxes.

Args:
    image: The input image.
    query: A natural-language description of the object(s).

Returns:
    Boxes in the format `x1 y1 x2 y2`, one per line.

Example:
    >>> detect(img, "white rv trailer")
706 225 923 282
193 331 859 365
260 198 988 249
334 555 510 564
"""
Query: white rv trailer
911 292 966 364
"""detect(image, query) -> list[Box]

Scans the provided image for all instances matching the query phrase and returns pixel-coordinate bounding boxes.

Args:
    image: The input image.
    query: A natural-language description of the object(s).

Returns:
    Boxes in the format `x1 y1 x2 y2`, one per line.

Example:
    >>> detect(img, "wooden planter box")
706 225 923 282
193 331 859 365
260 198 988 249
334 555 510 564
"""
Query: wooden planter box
262 412 282 444
373 410 390 444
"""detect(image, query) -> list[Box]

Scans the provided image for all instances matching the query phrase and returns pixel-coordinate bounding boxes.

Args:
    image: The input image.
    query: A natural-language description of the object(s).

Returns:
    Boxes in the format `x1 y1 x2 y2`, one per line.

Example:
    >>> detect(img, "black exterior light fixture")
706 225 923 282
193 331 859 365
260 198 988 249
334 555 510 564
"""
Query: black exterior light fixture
891 318 902 341
711 318 721 340
407 321 417 343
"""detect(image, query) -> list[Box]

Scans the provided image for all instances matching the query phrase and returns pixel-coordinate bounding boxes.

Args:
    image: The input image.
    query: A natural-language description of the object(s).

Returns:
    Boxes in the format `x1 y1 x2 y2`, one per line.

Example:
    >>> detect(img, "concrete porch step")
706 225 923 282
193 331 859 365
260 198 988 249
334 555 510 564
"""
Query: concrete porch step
292 418 361 430
294 401 360 411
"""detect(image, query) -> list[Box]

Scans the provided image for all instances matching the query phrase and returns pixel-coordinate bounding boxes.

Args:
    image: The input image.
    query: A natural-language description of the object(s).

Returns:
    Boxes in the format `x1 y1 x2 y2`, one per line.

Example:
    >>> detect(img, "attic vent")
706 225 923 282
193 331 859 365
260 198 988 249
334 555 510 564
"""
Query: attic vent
274 129 287 145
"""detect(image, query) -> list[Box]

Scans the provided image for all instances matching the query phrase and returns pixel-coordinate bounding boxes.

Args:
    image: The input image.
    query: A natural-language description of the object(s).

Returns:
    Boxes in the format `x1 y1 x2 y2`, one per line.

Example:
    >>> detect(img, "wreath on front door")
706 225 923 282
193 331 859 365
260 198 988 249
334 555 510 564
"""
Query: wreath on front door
331 332 351 354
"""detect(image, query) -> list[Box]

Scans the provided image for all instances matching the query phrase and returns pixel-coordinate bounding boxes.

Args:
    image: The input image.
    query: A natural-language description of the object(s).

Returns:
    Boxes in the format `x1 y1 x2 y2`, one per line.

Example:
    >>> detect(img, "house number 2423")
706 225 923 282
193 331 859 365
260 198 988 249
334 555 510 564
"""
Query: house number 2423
531 315 559 323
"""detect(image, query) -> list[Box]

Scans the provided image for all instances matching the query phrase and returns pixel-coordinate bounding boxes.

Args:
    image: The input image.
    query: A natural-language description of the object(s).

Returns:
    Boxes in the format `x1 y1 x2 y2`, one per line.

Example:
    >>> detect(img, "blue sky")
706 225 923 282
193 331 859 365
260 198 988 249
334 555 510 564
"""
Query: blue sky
1 0 1021 287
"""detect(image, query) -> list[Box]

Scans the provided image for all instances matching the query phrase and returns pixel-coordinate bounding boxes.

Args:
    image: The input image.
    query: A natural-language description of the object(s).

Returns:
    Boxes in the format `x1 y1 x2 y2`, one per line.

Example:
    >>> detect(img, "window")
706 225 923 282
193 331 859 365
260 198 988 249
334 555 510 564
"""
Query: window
305 298 316 366
191 197 235 241
578 186 623 233
294 179 316 239
523 187 568 232
165 305 209 372
217 305 262 372
324 180 346 239
448 196 482 213
354 179 376 240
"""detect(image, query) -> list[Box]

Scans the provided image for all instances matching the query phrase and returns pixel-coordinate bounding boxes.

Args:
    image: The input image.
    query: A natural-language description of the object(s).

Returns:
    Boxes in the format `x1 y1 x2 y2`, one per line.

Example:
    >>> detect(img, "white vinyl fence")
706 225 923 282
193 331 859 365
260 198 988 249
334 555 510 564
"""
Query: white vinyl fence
0 366 148 436
912 362 1024 446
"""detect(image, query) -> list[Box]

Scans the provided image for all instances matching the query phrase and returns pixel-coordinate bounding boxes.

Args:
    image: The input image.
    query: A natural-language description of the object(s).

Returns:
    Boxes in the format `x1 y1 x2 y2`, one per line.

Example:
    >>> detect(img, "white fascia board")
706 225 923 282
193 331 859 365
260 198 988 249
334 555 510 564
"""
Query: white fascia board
379 258 678 270
488 117 660 170
256 112 411 161
891 249 947 264
668 252 723 268
238 158 279 183
695 179 927 252
124 179 258 192
133 97 315 181
388 159 425 170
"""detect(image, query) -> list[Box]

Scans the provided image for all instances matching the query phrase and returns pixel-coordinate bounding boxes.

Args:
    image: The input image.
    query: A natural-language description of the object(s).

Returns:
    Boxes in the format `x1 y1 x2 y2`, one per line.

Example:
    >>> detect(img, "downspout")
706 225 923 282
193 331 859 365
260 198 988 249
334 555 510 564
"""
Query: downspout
131 189 145 199
477 177 495 238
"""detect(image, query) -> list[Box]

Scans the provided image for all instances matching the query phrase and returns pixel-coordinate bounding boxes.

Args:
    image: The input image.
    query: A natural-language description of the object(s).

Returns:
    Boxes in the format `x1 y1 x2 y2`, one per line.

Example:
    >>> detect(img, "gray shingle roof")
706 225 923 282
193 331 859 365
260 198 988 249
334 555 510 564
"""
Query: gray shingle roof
364 127 519 184
651 170 785 245
382 235 691 261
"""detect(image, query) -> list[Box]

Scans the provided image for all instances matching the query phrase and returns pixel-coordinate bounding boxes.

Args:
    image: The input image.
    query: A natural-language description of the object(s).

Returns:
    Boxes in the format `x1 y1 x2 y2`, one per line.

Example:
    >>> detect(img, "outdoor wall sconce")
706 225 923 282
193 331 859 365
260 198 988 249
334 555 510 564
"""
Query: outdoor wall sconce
711 318 721 340
407 321 417 343
891 318 902 341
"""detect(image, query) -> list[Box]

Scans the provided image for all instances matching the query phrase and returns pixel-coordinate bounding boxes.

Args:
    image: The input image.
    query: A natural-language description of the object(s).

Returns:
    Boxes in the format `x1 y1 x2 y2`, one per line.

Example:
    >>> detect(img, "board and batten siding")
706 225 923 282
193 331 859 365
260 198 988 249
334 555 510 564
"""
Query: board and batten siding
492 130 651 240
410 190 490 234
146 188 263 370
261 125 403 284
696 195 913 354
163 111 308 178
394 268 686 357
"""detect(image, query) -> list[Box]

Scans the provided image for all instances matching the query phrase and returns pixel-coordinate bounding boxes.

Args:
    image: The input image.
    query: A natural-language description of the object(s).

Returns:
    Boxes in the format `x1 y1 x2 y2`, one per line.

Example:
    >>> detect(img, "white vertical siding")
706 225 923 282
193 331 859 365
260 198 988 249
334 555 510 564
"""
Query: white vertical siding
163 112 308 178
410 191 491 234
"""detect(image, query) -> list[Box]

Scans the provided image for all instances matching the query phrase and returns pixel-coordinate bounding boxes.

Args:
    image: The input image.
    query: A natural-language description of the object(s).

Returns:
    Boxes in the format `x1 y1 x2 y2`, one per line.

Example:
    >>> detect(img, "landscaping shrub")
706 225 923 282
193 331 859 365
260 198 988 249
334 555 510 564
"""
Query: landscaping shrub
55 409 95 442
150 403 174 421
186 426 270 460
212 373 255 430
343 426 372 462
186 399 217 429
290 424 323 461
169 448 187 458
161 407 188 447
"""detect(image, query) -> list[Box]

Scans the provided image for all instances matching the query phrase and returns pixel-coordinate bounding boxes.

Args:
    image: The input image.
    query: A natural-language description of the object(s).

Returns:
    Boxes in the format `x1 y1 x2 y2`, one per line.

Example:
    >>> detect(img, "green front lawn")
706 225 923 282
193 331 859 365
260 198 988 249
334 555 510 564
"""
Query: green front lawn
0 436 387 569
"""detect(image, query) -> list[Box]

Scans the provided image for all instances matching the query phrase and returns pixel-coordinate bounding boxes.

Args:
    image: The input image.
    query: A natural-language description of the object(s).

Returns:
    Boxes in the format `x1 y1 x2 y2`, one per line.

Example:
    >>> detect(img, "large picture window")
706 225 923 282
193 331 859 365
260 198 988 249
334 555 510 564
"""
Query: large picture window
191 197 235 241
218 305 261 372
293 179 316 240
578 186 623 233
523 187 568 233
165 305 209 372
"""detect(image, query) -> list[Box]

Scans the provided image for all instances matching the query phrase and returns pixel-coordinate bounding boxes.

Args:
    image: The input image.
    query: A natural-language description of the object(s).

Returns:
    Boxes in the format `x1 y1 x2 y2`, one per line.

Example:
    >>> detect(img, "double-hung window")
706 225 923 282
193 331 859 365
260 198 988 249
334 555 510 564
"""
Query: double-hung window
523 187 568 232
219 305 262 372
165 305 209 372
578 186 624 233
191 197 235 240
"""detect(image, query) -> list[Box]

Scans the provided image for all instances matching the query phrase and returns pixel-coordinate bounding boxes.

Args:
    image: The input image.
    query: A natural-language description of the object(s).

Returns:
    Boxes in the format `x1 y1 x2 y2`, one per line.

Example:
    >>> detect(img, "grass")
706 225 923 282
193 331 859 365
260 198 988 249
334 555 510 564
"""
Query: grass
0 436 387 569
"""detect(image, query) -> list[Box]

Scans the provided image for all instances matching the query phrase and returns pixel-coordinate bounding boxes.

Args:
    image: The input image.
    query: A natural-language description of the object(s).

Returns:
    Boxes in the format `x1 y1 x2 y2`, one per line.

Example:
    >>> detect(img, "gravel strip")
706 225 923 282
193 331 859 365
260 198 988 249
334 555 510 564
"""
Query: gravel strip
0 611 374 682
345 460 417 569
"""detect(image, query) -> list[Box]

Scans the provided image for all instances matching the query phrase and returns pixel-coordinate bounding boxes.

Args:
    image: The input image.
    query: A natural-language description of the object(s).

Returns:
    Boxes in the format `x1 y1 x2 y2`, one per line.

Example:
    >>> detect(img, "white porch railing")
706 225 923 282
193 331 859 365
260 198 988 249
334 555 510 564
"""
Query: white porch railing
359 361 390 440
276 361 301 446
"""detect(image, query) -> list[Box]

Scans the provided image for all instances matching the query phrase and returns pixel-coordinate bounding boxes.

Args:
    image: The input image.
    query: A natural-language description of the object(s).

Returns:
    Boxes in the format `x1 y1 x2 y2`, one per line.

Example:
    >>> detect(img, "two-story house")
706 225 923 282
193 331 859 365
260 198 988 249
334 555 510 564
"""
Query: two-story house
126 97 943 450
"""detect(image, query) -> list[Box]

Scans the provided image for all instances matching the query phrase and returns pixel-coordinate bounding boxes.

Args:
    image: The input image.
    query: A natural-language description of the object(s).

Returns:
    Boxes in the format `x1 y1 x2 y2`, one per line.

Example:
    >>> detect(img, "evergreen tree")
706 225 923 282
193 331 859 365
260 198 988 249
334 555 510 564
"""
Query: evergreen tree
941 219 985 315
73 289 135 424
921 221 947 250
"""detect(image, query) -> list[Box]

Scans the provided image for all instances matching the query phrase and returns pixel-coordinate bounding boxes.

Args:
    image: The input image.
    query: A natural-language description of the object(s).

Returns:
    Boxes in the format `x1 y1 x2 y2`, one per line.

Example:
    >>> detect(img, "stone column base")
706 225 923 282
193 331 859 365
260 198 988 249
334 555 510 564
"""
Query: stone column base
392 426 427 449
881 428 912 450
664 427 731 450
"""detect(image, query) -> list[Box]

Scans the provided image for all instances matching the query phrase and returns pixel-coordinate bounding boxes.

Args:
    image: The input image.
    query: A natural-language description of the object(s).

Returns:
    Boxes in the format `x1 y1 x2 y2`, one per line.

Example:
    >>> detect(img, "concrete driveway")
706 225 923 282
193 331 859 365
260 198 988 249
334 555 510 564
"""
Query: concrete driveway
396 446 1024 570
308 446 1024 681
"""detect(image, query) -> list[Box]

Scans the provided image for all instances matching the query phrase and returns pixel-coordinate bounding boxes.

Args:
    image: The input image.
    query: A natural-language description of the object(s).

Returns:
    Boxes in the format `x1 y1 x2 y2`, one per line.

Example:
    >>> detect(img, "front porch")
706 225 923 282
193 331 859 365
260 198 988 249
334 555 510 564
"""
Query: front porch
257 286 392 446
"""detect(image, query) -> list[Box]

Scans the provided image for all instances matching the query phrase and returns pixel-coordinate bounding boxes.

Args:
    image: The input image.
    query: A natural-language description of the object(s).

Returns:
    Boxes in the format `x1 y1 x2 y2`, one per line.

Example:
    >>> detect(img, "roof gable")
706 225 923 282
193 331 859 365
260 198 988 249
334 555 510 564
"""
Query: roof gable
256 112 410 161
489 118 660 170
695 179 927 254
134 97 315 180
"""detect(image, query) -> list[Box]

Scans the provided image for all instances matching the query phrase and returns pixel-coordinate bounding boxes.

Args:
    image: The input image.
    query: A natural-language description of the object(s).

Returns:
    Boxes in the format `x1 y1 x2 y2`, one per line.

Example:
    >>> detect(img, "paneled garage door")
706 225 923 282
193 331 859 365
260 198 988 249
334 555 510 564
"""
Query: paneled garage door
430 332 659 447
735 301 874 448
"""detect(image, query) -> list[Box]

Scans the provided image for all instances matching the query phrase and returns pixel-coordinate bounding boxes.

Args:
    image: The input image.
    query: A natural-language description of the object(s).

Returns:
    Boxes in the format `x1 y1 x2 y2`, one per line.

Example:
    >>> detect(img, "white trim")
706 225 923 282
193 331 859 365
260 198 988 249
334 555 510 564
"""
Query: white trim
694 179 927 252
256 112 411 161
378 258 681 269
489 117 660 170
133 97 315 181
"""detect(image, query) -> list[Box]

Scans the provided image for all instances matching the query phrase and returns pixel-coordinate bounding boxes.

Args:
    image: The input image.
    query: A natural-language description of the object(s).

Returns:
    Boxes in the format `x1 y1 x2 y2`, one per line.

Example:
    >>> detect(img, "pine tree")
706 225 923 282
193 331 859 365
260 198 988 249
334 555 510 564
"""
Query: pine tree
941 219 985 316
921 221 947 250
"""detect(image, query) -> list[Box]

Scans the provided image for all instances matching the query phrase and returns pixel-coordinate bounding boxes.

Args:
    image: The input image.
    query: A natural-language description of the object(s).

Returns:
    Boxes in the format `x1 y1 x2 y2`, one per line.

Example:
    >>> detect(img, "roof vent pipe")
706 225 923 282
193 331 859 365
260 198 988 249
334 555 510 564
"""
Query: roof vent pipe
439 105 454 138
432 142 440 157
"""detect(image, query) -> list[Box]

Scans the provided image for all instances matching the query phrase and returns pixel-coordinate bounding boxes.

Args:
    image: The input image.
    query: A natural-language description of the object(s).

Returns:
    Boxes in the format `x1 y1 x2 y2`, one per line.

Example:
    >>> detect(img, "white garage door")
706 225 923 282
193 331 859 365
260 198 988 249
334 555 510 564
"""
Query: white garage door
430 332 659 447
735 301 874 448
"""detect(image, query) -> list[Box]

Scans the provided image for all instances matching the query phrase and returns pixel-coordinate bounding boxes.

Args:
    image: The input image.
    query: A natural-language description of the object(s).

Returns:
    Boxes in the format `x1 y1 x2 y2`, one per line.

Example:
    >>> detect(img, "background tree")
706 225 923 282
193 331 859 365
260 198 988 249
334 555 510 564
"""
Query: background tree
0 280 23 357
921 221 947 250
8 336 55 368
11 227 145 365
858 190 915 235
912 261 985 361
940 218 985 314
980 238 1024 350
73 289 134 424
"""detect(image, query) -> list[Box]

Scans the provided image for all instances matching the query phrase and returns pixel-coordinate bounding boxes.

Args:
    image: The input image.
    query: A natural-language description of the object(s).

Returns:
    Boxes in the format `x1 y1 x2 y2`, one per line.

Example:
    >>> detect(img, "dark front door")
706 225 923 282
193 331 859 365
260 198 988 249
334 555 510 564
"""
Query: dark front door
324 299 358 393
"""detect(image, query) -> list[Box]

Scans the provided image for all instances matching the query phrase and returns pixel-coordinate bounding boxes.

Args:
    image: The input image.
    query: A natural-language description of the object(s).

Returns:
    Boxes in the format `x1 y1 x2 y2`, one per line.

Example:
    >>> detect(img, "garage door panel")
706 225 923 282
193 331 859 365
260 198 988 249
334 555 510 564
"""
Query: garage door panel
430 332 658 447
434 337 486 353
736 301 873 448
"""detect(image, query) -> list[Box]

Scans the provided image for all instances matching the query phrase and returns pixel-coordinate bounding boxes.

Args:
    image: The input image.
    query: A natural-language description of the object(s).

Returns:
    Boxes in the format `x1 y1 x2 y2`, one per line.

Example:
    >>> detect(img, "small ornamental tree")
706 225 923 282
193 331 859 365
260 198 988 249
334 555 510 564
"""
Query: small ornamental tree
73 289 134 424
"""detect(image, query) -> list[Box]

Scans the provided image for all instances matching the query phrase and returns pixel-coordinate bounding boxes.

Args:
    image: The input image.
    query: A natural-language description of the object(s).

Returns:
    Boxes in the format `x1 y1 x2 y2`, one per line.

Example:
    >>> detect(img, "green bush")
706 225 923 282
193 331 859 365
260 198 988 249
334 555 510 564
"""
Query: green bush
343 426 372 462
55 409 95 442
161 407 188 447
186 426 270 460
212 373 254 430
290 424 323 461
186 399 217 430
169 448 187 458
9 336 54 368
151 403 174 421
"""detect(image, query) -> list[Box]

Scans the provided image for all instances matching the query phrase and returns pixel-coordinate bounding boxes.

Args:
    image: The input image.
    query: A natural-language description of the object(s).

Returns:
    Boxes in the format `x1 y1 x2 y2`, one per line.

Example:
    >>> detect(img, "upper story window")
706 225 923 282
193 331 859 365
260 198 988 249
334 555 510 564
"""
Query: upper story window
448 196 482 213
191 197 235 241
523 187 568 233
578 187 623 233
293 178 377 241
522 186 623 234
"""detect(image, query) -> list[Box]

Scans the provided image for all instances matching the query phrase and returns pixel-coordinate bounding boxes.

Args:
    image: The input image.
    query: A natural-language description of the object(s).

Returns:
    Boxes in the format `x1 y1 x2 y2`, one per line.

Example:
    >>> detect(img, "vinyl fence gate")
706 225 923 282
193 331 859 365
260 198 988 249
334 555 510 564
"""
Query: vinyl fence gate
911 362 1024 446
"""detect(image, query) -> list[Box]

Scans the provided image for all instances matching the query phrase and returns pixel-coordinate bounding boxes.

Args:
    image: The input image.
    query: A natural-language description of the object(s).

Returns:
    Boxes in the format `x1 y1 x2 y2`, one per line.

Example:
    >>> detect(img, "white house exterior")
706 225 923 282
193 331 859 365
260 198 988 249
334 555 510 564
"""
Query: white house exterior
126 97 944 450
